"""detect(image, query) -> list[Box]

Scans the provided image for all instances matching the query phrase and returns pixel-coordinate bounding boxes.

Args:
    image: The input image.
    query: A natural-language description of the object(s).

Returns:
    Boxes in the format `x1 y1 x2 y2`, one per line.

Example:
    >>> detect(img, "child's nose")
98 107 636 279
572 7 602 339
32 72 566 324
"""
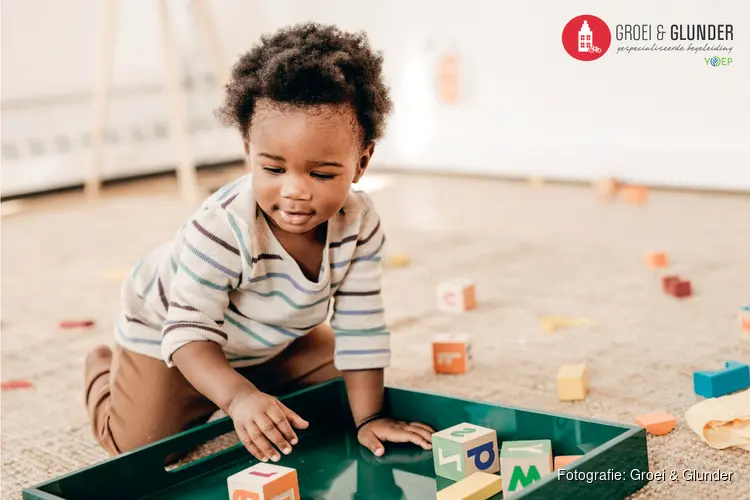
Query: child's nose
281 175 312 200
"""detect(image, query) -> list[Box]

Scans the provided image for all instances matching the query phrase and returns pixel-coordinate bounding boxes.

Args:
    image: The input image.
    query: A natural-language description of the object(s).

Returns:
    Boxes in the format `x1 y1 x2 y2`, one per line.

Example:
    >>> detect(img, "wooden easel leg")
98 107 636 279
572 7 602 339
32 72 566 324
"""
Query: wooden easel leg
157 0 199 201
85 0 118 200
191 0 231 88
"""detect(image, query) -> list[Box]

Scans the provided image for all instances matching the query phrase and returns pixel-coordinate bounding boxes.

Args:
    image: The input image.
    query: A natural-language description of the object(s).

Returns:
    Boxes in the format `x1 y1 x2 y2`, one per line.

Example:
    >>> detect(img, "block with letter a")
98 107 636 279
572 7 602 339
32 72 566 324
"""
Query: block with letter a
500 439 553 497
437 278 476 313
431 422 500 481
227 463 299 500
432 333 471 374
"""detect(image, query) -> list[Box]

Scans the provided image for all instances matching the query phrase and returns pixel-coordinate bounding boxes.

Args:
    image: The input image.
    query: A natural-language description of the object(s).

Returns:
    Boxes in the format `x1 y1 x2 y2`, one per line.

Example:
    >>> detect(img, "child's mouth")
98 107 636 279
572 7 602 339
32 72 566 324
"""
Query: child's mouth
278 210 313 225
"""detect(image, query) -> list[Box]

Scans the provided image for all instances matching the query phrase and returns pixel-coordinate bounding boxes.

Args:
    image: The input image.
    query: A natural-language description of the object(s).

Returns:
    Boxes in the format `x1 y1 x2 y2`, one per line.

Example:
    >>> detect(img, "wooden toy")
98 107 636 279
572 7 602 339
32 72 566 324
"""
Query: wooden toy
387 253 411 268
432 334 471 374
227 463 298 500
500 439 553 497
621 185 648 205
557 364 589 401
662 276 691 298
694 361 750 398
594 178 619 198
634 412 676 435
1 379 33 391
436 471 502 500
740 306 750 333
541 316 594 333
553 455 582 470
432 422 500 481
437 279 476 313
644 252 668 268
59 319 96 329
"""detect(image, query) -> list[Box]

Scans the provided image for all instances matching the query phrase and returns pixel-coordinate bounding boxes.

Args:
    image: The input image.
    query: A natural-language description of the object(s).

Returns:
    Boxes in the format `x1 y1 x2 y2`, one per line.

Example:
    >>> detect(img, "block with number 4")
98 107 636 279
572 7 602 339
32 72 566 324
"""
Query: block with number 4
432 334 472 374
227 463 299 500
432 422 500 481
500 440 553 497
437 279 476 313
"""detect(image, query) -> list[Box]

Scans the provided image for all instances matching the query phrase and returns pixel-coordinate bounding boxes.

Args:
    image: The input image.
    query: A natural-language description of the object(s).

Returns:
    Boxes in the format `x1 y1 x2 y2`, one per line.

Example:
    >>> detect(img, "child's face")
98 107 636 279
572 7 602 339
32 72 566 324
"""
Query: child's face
245 100 372 236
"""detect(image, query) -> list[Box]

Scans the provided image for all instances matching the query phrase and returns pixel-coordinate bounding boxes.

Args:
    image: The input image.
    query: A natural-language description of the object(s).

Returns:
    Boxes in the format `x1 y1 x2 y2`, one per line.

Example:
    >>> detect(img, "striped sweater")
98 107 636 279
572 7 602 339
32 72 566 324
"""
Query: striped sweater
115 174 390 371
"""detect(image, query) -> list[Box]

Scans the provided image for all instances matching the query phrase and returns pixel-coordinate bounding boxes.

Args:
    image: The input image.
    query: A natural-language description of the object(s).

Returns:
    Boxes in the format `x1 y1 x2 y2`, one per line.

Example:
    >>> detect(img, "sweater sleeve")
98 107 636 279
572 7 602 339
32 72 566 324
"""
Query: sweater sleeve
161 209 245 367
330 199 391 371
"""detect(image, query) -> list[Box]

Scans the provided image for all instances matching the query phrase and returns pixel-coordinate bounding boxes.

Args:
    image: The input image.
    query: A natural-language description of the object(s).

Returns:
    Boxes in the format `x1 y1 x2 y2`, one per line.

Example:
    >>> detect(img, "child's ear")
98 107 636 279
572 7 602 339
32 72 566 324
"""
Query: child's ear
353 143 376 183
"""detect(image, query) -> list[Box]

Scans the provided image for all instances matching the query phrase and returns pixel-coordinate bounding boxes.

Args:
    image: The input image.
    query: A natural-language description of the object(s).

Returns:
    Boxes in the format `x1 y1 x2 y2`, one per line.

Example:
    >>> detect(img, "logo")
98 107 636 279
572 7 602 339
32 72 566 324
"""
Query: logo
562 15 612 61
705 55 732 66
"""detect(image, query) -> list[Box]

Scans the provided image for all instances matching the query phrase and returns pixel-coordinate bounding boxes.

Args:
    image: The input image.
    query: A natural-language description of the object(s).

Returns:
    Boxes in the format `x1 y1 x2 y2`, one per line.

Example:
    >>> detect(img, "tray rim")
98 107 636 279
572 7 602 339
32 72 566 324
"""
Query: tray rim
22 378 645 499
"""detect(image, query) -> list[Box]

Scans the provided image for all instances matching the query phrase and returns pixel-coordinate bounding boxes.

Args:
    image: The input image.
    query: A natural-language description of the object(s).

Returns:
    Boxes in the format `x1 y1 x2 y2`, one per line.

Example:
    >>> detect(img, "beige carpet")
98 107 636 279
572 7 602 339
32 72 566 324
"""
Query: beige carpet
2 166 749 499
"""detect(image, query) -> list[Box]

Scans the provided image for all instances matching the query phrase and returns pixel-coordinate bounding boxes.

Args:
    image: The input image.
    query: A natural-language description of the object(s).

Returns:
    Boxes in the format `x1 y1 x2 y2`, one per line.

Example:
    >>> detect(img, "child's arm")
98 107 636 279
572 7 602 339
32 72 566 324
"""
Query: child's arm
330 196 434 455
163 209 306 462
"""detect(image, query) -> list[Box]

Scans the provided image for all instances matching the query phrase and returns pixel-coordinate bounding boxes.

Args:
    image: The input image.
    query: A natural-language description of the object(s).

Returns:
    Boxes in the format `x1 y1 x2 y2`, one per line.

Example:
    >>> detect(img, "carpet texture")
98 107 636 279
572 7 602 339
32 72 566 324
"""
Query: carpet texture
2 166 749 499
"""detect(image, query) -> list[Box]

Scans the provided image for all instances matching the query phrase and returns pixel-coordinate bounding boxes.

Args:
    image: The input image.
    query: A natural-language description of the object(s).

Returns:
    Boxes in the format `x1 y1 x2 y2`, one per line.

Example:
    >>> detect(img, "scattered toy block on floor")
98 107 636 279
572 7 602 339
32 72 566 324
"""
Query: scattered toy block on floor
500 440 553 497
59 319 96 329
433 334 472 374
634 412 676 436
621 185 648 205
1 379 33 391
645 252 669 268
386 253 411 268
594 178 619 198
557 364 589 401
662 276 680 293
436 471 502 500
662 276 691 298
541 316 594 333
694 361 750 398
432 423 500 481
554 455 583 470
739 306 750 334
227 463 298 500
437 279 476 313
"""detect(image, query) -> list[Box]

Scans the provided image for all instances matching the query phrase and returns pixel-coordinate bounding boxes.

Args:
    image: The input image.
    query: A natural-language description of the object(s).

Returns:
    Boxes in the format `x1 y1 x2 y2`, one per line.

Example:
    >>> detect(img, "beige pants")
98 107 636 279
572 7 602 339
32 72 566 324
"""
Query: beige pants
84 324 342 456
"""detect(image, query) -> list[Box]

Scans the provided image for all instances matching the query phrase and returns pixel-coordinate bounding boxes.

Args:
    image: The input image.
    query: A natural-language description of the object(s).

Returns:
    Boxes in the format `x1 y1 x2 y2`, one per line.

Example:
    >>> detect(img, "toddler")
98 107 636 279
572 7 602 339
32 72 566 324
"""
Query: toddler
84 22 434 464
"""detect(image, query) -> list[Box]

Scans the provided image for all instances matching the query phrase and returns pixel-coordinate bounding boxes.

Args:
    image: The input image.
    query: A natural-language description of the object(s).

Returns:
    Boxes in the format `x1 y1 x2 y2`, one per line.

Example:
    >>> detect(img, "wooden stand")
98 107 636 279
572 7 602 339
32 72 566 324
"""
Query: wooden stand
86 0 229 201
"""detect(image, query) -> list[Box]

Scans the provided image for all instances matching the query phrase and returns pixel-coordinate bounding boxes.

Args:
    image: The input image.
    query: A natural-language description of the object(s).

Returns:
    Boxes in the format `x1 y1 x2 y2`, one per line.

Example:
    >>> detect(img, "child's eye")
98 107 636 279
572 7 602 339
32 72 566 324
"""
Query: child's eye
311 172 336 180
263 166 284 174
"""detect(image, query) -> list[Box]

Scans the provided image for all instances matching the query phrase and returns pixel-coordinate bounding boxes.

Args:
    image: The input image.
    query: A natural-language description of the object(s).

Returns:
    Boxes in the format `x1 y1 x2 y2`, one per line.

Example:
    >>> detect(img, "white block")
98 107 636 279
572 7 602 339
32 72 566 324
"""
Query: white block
227 463 299 500
437 279 476 313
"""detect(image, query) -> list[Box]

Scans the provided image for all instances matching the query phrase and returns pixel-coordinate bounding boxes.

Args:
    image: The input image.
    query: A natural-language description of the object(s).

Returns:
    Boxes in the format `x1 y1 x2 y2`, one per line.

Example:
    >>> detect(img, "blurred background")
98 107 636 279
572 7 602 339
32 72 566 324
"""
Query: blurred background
2 1 749 499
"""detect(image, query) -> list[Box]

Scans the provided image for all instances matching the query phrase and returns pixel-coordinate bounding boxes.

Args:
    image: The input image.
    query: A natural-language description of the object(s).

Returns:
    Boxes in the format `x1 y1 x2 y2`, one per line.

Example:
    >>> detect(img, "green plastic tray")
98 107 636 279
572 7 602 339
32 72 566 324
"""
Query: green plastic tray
23 379 648 499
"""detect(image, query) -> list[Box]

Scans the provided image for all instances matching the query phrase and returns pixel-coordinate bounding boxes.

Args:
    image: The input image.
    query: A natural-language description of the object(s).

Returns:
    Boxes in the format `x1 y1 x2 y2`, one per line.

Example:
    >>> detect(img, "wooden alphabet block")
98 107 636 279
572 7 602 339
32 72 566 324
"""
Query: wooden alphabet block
500 440 553 497
594 177 619 199
436 471 502 500
621 185 648 205
386 253 411 268
644 252 668 268
433 334 471 374
557 364 589 401
227 463 299 500
437 279 476 313
432 423 500 481
739 306 750 333
553 455 583 470
662 275 691 298
694 361 750 398
634 411 676 436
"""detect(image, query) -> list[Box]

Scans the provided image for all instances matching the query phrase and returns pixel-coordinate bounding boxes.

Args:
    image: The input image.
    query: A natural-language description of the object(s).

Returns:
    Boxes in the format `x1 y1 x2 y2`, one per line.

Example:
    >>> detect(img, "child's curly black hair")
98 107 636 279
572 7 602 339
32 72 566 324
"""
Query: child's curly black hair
216 22 392 147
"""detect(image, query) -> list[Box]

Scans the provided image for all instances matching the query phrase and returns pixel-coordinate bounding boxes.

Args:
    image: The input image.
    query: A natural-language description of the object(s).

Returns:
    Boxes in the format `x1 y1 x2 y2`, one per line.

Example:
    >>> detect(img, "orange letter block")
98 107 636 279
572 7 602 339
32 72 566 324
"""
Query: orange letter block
644 252 669 269
621 185 648 205
740 306 750 334
432 334 471 374
227 463 299 500
554 455 583 470
634 412 676 436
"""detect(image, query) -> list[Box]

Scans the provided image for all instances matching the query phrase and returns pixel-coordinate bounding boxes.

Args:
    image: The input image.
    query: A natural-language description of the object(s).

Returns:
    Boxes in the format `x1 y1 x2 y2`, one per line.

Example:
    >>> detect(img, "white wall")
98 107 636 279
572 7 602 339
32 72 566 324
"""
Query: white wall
2 0 749 197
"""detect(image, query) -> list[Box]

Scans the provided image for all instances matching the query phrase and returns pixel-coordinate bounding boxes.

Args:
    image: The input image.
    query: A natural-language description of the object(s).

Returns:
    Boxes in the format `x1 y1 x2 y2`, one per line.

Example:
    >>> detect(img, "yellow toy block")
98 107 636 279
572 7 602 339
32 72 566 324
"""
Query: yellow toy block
557 364 589 401
436 472 502 500
387 253 411 268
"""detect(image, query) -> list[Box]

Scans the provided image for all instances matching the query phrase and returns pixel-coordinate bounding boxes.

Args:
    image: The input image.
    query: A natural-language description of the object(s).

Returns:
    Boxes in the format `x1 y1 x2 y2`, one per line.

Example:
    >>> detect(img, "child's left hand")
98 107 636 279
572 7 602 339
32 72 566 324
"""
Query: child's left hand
357 418 435 456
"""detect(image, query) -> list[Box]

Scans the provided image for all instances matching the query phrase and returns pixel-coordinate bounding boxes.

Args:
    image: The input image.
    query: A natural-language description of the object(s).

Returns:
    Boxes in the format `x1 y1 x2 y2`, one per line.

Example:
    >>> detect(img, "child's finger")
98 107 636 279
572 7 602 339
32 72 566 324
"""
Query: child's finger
405 424 433 448
268 404 299 445
246 421 281 462
408 421 436 434
256 413 292 456
277 401 309 429
358 428 385 456
237 424 268 462
405 430 433 450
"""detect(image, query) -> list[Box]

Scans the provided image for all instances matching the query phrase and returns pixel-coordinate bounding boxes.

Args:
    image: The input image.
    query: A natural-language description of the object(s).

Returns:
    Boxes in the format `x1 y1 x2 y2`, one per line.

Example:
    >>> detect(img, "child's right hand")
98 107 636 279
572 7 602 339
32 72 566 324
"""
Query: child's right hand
226 387 309 462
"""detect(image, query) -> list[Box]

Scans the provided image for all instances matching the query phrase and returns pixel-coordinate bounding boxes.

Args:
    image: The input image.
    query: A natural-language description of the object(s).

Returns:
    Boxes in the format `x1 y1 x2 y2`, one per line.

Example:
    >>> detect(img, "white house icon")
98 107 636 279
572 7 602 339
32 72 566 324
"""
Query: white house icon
578 20 592 52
